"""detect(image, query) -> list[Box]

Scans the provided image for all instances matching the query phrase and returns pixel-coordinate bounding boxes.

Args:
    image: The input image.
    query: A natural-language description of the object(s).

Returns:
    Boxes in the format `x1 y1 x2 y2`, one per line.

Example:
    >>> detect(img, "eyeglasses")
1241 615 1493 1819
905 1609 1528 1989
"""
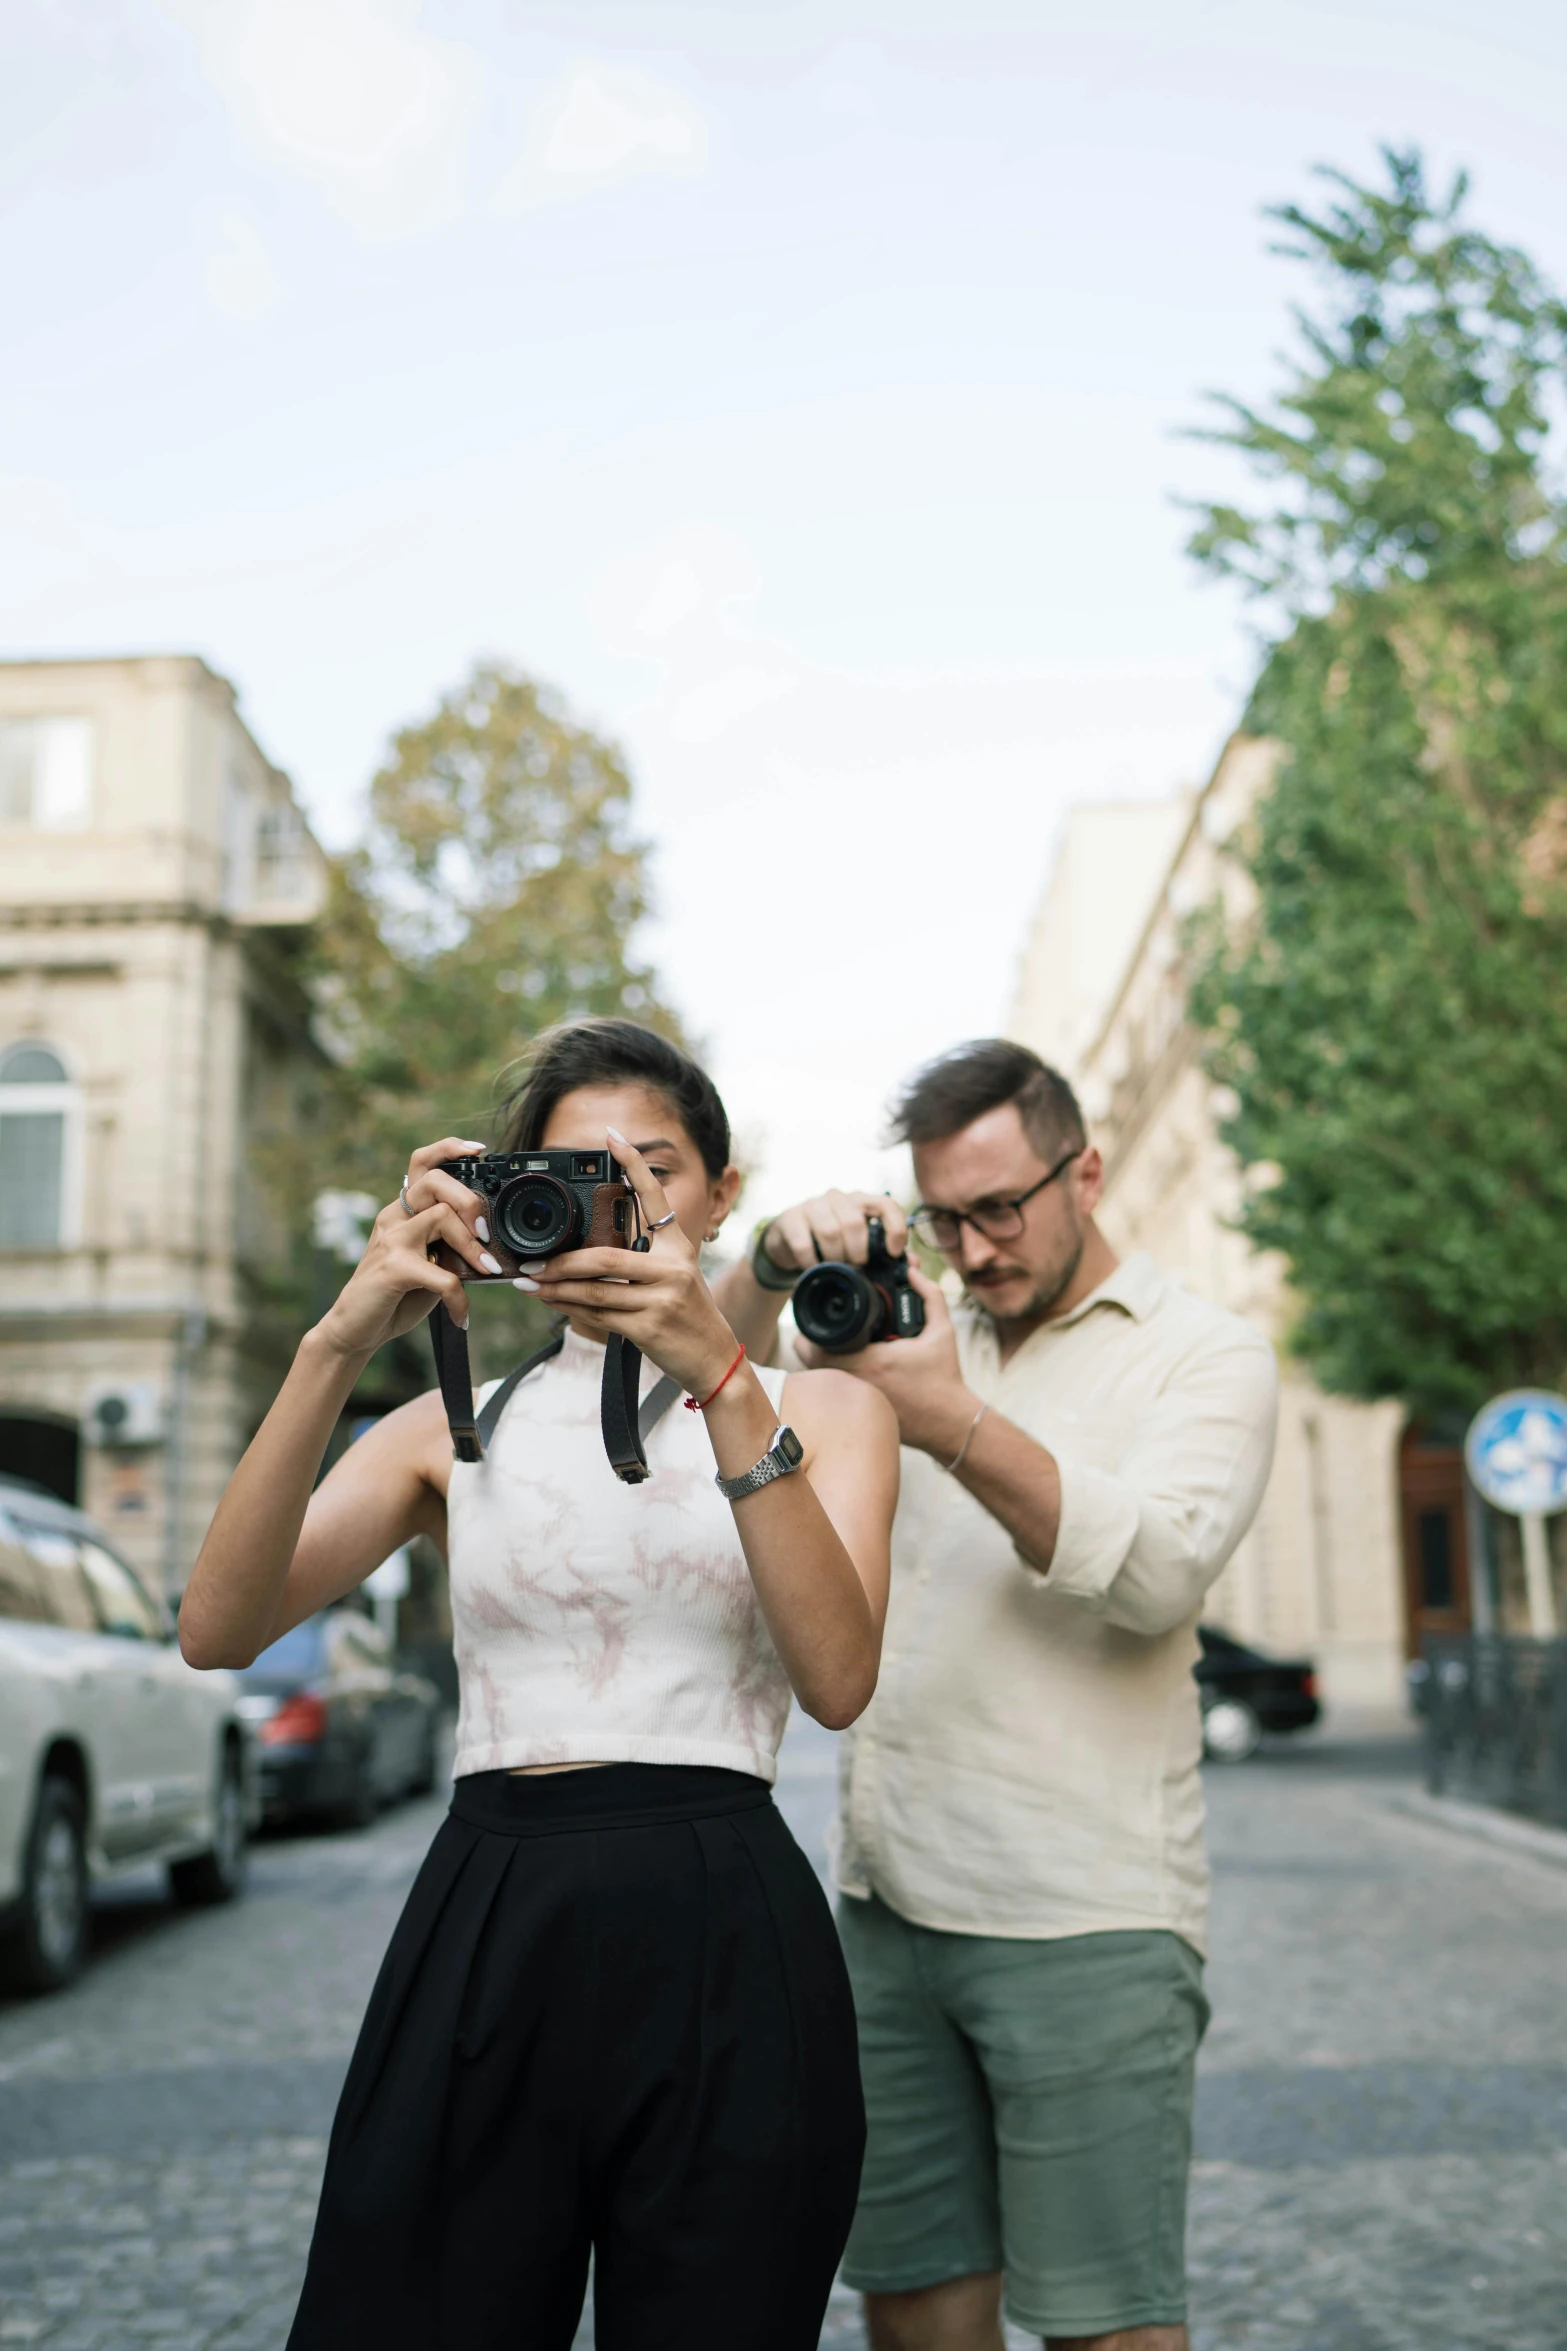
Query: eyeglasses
908 1146 1083 1253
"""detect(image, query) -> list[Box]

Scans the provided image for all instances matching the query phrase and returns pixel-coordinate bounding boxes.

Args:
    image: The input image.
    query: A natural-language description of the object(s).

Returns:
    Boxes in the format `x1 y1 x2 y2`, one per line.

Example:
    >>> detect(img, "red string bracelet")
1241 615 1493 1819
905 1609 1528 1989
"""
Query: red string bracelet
685 1341 746 1411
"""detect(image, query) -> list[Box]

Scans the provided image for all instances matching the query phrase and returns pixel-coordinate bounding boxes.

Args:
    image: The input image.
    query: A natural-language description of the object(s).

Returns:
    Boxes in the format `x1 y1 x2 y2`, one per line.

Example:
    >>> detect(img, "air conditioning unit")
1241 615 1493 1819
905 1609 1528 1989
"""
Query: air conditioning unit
83 1381 164 1449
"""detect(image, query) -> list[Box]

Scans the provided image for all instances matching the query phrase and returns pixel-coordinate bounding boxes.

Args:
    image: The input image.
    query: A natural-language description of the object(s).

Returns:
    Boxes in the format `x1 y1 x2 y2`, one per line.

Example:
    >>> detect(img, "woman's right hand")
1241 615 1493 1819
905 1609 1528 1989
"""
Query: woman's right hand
316 1137 496 1358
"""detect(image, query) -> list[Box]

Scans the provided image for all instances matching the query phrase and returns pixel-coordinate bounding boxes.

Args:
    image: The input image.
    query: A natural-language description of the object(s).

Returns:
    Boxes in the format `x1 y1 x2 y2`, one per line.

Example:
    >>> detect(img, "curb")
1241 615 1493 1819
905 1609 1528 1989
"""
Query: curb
1383 1787 1567 1873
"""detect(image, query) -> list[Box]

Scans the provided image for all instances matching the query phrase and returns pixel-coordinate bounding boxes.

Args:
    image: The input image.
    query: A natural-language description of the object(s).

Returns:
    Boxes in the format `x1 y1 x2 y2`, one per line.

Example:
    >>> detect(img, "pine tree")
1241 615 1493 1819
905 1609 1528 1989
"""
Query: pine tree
1189 150 1567 1411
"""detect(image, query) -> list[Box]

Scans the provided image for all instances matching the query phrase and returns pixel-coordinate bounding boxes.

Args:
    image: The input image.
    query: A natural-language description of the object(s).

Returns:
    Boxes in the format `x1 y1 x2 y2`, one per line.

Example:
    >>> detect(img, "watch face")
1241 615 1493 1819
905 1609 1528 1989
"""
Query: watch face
777 1425 805 1469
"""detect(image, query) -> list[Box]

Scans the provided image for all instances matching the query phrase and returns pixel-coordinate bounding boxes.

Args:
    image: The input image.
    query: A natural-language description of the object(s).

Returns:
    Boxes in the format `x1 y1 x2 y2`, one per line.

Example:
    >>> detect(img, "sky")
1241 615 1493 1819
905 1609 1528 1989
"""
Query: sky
6 0 1567 1212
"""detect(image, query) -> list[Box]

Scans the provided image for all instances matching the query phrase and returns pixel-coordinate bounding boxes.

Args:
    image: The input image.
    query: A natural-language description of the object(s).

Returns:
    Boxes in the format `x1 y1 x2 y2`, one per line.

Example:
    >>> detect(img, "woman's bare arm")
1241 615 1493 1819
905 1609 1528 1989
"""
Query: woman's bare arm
179 1138 491 1669
730 1366 897 1726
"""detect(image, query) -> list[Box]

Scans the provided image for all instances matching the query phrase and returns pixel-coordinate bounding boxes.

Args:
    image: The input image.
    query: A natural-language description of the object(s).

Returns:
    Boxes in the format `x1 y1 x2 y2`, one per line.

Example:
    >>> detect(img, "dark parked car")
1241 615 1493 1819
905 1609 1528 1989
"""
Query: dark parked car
1196 1624 1320 1762
237 1610 443 1829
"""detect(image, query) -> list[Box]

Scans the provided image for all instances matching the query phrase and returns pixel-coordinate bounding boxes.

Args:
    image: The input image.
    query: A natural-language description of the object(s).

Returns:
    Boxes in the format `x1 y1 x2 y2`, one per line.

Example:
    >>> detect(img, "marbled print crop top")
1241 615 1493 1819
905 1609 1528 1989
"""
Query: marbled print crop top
445 1327 794 1782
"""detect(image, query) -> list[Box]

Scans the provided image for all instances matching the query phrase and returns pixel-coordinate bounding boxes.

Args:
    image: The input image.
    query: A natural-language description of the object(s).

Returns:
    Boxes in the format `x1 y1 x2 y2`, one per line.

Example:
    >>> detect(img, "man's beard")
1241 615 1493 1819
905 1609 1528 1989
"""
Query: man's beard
963 1230 1084 1331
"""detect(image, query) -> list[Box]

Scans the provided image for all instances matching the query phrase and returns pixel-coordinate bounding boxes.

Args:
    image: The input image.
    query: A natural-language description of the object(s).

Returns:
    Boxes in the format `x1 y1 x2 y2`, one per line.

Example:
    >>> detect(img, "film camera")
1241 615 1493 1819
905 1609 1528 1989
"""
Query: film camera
792 1216 926 1354
432 1148 636 1279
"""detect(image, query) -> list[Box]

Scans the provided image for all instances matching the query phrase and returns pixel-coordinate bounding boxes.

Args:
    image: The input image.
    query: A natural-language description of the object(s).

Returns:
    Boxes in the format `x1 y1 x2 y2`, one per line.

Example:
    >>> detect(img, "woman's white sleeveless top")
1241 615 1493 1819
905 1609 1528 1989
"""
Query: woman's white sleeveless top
446 1328 794 1782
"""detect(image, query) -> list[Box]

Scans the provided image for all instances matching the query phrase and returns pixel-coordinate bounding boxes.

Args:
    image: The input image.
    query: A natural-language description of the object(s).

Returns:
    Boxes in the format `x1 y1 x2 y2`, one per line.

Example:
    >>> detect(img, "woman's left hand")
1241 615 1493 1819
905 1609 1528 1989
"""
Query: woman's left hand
516 1128 740 1398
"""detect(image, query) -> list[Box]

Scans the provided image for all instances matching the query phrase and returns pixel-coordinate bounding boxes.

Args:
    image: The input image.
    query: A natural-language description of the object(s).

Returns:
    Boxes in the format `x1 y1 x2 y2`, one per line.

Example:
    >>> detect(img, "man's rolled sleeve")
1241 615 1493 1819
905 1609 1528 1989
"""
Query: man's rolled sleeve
1031 1328 1278 1636
1039 1453 1143 1603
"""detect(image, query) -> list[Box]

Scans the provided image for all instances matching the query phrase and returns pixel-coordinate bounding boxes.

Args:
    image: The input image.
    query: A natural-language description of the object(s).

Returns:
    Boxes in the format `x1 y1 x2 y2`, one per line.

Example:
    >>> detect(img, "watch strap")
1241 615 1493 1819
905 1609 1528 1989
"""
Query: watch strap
750 1219 799 1294
715 1424 805 1502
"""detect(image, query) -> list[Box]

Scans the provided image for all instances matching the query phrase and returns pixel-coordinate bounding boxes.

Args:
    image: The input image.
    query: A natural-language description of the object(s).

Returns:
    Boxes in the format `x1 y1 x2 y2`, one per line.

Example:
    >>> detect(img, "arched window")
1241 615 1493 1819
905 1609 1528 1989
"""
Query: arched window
0 1042 78 1249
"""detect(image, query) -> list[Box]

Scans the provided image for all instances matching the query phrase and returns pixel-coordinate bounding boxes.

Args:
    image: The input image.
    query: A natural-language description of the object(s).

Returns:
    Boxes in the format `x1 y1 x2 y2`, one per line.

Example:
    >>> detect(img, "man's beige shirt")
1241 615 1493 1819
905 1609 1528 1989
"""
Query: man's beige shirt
828 1254 1278 1958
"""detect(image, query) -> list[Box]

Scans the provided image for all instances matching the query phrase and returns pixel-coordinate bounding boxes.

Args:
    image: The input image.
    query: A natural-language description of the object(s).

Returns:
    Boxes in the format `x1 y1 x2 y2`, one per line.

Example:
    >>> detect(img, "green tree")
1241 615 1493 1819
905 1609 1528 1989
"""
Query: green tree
320 661 672 1170
1188 149 1567 1413
306 660 678 1389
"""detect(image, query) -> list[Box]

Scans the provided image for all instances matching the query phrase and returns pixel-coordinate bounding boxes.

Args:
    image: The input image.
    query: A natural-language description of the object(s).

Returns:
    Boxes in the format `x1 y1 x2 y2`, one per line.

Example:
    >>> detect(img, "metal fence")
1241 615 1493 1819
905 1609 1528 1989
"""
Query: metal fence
1422 1634 1567 1824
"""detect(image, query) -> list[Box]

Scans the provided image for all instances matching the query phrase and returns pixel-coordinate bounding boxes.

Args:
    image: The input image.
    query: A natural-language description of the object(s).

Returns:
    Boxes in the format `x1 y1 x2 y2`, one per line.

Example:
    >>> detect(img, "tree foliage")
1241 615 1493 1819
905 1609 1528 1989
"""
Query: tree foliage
1188 149 1567 1411
316 661 675 1185
300 662 677 1388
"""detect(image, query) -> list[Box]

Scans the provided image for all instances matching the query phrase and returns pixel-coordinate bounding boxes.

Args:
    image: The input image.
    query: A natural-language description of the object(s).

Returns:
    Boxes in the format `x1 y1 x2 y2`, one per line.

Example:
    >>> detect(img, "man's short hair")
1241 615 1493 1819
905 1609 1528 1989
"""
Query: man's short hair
889 1039 1086 1162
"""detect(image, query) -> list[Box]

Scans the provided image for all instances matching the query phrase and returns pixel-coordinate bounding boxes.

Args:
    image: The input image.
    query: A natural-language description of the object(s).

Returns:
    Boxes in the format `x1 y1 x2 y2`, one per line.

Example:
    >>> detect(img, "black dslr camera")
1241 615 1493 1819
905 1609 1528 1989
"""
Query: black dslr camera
792 1216 926 1354
432 1148 636 1280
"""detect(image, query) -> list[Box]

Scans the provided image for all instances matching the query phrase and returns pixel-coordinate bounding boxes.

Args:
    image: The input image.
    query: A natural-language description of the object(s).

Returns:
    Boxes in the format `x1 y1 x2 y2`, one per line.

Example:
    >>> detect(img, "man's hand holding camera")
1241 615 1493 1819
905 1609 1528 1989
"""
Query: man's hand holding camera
794 1260 979 1466
746 1192 981 1466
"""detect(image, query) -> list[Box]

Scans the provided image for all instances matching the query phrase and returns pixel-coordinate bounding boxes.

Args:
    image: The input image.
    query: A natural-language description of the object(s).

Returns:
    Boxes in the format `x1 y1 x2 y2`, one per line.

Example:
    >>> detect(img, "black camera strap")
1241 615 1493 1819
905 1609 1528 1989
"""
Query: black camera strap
429 1300 488 1465
428 1301 680 1476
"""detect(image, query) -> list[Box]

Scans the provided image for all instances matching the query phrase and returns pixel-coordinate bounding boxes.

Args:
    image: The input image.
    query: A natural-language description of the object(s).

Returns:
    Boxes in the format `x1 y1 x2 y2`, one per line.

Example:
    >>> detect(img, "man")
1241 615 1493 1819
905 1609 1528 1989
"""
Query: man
715 1039 1277 2351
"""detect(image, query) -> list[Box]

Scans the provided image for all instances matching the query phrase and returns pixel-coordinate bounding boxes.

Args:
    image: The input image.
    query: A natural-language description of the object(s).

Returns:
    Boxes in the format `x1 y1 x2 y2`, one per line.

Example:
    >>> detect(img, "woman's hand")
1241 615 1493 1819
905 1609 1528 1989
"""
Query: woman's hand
516 1127 739 1397
316 1136 497 1359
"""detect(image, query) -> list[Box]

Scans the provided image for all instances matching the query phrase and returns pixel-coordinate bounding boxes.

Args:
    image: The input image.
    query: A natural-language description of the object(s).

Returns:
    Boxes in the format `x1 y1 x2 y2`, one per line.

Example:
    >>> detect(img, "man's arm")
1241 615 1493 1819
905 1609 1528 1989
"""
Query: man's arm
713 1190 908 1363
797 1271 1279 1639
956 1330 1279 1633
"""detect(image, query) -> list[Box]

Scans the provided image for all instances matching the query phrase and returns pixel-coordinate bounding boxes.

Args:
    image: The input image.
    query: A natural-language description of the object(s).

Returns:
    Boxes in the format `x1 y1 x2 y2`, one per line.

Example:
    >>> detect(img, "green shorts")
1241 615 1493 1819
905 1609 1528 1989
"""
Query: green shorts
837 1894 1208 2340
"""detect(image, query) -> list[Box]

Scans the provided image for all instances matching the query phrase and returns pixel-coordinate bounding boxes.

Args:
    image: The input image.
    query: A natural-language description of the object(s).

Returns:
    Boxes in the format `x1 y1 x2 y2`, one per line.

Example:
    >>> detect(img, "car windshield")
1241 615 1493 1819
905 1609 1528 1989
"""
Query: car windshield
4 1515 98 1633
245 1619 326 1685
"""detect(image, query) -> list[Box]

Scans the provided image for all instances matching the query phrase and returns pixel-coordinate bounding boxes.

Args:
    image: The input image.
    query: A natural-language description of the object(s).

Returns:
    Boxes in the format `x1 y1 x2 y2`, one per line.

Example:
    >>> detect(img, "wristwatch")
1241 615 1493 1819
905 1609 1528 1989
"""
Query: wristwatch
715 1424 805 1501
750 1219 799 1294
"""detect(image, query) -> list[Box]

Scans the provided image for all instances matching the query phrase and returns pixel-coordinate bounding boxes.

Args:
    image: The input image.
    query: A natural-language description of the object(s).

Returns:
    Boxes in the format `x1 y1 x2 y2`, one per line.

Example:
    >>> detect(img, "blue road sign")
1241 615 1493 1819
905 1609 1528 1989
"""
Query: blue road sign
1465 1390 1567 1518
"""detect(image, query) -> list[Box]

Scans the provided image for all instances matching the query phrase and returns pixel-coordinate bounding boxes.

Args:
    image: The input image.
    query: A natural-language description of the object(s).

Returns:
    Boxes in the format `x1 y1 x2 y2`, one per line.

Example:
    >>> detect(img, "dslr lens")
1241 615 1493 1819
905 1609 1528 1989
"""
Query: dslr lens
792 1263 889 1354
495 1175 577 1258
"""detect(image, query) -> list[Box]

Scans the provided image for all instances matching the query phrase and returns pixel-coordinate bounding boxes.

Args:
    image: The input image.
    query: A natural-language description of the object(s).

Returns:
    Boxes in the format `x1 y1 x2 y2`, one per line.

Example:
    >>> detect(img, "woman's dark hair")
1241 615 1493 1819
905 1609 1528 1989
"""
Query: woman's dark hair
889 1038 1086 1161
497 1019 732 1178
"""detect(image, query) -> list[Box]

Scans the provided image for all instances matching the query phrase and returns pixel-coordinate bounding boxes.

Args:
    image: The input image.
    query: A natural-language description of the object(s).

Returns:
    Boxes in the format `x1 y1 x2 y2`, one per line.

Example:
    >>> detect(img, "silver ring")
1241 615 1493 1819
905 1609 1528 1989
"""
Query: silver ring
646 1209 678 1231
399 1177 413 1216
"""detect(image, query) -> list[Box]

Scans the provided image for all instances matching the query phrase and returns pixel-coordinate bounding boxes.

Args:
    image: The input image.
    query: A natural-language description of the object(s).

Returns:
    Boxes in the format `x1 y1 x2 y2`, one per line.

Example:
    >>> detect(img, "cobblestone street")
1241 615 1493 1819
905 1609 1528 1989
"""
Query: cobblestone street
3 1713 1565 2349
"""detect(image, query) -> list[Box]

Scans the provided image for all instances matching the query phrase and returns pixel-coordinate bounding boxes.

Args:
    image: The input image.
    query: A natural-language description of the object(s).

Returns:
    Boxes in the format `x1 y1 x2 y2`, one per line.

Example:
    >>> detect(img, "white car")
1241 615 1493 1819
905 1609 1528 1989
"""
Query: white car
0 1474 254 1994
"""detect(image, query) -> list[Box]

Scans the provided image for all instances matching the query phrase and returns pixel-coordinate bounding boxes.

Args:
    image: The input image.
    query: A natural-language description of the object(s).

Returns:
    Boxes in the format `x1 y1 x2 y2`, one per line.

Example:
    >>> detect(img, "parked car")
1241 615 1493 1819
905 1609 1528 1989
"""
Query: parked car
239 1609 443 1829
1196 1624 1321 1762
0 1475 254 1995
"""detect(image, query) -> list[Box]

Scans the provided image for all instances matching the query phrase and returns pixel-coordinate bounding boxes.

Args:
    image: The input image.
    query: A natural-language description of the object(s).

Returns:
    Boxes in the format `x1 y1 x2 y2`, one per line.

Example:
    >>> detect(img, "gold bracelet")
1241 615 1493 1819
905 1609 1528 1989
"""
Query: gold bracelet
945 1403 988 1475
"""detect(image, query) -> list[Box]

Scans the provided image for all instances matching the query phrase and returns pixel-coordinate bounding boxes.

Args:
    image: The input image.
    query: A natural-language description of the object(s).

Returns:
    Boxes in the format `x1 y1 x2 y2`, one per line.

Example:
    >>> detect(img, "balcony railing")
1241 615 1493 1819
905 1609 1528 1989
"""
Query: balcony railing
1422 1634 1567 1825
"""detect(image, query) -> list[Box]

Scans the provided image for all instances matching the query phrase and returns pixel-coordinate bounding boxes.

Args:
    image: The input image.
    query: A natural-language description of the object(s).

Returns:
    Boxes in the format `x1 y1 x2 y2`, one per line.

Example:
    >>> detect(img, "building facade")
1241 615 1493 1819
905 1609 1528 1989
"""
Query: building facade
1010 743 1411 1712
0 655 328 1597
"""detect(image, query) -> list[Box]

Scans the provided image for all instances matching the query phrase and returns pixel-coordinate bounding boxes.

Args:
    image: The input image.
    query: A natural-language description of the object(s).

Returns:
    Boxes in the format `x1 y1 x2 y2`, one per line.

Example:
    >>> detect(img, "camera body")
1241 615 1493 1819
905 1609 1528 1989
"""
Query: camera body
432 1148 635 1280
792 1216 926 1354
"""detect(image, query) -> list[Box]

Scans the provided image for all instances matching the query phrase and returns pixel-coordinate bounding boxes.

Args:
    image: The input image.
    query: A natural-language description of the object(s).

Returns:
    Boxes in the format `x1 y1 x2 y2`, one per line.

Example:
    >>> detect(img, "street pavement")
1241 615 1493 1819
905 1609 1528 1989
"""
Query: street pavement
2 1712 1565 2348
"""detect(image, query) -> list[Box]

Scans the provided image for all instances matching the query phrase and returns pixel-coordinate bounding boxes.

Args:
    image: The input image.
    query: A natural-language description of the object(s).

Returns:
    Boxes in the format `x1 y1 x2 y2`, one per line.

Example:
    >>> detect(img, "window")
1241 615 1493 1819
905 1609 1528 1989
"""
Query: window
0 1535 48 1625
78 1540 166 1641
5 1519 97 1632
255 802 308 903
1417 1507 1456 1612
0 717 93 830
0 1042 76 1249
222 764 254 911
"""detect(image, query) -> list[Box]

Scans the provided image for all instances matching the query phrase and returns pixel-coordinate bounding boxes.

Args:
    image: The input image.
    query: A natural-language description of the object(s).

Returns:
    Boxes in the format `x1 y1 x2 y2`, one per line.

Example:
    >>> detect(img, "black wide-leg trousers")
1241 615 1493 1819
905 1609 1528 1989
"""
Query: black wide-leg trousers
286 1764 865 2351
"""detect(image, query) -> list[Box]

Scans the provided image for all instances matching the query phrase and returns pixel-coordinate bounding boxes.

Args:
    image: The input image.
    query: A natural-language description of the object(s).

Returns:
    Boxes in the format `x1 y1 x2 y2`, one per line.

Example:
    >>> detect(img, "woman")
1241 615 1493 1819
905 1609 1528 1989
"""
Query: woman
179 1018 898 2351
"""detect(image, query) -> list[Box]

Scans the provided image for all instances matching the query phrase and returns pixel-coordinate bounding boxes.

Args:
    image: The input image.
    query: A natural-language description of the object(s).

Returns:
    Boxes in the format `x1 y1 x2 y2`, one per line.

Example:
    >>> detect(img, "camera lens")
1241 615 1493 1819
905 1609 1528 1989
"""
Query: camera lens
495 1175 577 1258
792 1263 889 1353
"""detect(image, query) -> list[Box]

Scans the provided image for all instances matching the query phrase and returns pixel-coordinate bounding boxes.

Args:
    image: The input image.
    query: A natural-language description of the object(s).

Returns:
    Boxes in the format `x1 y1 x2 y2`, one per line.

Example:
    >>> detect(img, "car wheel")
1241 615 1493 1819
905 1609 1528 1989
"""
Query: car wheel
1203 1696 1263 1764
169 1747 248 1906
0 1776 89 1995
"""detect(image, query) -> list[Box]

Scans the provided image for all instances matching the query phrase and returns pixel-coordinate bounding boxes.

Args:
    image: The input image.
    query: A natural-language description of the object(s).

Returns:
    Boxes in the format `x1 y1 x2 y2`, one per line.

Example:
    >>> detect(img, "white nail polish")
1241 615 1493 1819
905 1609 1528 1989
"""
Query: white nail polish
513 1276 540 1293
479 1251 502 1275
475 1216 490 1244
